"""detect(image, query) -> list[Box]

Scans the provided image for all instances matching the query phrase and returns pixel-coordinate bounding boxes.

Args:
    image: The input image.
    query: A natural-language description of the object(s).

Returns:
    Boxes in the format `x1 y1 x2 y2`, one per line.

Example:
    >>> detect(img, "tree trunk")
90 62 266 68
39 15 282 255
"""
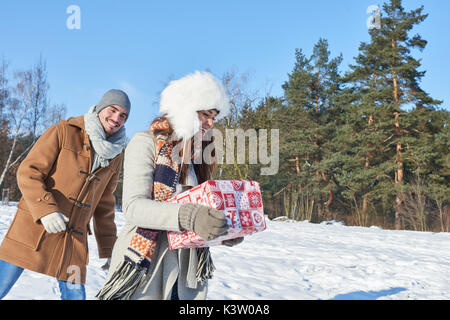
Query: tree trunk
295 154 302 194
295 155 301 175
363 114 374 218
392 38 404 230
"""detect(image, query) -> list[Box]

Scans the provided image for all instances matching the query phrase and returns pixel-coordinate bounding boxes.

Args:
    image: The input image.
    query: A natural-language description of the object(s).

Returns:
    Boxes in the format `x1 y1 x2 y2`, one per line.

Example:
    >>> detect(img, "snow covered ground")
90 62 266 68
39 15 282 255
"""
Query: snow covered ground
1 204 450 300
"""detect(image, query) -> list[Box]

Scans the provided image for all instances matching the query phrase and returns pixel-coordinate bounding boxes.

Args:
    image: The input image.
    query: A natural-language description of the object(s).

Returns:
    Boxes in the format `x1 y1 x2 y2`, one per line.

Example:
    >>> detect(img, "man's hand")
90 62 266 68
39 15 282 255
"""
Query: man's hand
40 212 69 233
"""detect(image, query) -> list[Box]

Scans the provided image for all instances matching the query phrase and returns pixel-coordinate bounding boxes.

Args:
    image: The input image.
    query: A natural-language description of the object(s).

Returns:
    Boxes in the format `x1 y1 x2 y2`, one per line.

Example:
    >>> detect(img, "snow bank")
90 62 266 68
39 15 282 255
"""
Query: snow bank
1 204 449 300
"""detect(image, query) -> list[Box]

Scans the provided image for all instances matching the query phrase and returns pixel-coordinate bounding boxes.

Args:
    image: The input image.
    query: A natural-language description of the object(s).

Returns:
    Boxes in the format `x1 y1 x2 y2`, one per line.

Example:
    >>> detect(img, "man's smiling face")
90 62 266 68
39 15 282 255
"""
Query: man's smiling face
97 105 128 137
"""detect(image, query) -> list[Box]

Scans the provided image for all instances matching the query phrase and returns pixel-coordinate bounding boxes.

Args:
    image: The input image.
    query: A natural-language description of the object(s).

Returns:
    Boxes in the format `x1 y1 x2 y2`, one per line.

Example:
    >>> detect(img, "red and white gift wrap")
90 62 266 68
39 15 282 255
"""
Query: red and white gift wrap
167 180 266 249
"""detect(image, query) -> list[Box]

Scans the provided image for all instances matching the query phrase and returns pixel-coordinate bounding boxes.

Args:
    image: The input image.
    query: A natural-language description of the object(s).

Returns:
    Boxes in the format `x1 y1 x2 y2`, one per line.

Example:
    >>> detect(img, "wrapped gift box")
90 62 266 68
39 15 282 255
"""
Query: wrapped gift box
167 180 266 249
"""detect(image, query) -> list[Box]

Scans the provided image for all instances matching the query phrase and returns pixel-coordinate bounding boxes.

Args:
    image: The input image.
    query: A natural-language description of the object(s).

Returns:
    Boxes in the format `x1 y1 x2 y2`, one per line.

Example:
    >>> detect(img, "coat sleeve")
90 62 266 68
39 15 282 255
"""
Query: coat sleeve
92 156 121 259
122 132 182 231
17 123 62 223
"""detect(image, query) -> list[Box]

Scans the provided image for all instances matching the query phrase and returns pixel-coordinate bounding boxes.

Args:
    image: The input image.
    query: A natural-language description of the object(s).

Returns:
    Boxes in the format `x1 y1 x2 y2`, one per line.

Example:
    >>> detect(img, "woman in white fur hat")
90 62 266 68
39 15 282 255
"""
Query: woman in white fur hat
97 71 243 300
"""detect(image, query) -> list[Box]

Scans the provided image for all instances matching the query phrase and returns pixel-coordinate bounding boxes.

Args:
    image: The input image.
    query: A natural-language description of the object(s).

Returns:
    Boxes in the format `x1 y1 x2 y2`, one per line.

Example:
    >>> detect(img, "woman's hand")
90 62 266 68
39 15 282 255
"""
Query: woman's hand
222 237 244 247
178 203 229 241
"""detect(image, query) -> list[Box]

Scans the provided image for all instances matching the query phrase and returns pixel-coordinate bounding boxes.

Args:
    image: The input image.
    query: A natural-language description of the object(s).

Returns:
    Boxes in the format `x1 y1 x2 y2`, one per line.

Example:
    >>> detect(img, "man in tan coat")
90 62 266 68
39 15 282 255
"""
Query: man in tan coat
0 89 131 300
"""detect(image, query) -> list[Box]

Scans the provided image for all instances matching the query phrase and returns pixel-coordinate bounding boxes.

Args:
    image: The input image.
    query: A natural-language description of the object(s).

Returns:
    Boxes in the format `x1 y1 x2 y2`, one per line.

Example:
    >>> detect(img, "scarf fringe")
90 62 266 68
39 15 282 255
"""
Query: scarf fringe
97 248 215 299
196 247 215 284
96 260 146 300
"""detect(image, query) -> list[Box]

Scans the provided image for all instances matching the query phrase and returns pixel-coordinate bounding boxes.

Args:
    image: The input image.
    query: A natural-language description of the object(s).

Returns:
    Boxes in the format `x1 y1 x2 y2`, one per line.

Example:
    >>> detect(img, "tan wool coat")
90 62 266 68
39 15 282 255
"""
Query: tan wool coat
0 116 122 284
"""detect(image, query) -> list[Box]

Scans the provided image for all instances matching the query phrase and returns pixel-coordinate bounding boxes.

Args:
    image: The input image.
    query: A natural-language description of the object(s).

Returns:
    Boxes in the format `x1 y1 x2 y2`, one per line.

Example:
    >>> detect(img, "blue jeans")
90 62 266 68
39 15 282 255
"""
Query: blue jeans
170 278 179 300
0 259 86 300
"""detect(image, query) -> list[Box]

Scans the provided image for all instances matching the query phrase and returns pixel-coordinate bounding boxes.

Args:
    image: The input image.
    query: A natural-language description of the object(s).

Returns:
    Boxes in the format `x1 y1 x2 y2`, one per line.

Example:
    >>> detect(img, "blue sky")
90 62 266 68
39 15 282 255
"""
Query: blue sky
1 0 449 137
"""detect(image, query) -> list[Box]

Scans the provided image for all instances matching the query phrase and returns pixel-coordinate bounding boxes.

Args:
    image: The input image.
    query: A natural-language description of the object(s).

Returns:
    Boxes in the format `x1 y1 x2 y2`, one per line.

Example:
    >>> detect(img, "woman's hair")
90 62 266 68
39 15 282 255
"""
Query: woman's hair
150 116 216 184
187 135 217 185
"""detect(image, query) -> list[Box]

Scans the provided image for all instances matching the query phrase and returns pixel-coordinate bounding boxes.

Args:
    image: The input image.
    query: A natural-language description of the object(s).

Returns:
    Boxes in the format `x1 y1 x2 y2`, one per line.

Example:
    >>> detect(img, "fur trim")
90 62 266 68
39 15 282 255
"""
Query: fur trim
159 71 230 140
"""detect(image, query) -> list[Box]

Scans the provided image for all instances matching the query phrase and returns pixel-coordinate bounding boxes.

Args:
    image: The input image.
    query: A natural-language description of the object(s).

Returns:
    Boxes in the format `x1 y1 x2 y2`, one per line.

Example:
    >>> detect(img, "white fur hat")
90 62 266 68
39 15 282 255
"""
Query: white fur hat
159 71 230 140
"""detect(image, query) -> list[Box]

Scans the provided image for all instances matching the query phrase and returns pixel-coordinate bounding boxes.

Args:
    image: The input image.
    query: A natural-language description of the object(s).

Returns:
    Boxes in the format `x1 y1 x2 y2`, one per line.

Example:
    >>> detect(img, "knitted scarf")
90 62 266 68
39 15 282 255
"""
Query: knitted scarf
96 118 214 300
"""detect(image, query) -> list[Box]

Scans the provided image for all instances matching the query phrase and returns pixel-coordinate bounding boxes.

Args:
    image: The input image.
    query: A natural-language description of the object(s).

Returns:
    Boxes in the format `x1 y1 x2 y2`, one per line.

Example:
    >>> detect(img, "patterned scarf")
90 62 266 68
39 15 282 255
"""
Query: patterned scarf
96 117 214 300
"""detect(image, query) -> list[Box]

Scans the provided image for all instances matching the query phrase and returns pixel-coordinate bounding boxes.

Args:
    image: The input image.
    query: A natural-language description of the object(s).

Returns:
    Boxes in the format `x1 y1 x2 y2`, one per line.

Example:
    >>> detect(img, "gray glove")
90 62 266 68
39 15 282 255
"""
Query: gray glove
101 258 111 271
178 203 229 241
222 237 244 247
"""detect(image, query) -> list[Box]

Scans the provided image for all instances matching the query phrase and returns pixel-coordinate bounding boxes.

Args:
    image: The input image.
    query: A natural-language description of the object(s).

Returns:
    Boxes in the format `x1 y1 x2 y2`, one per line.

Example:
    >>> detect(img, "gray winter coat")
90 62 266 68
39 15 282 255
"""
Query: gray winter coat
106 131 207 300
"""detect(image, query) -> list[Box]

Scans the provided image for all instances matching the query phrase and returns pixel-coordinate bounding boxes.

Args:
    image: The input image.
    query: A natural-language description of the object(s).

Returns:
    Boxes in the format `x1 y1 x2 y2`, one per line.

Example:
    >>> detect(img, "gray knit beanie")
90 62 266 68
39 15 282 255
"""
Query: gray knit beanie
94 89 131 115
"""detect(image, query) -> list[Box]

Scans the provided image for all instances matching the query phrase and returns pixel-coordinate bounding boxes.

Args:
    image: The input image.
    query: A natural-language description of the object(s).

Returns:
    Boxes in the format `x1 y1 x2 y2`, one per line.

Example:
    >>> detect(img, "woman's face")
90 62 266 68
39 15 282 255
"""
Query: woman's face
197 109 218 135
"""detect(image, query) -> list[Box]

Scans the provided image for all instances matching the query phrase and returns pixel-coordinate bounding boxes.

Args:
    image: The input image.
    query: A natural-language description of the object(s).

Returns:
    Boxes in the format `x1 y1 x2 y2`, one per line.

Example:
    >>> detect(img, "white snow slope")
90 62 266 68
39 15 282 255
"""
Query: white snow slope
1 204 449 300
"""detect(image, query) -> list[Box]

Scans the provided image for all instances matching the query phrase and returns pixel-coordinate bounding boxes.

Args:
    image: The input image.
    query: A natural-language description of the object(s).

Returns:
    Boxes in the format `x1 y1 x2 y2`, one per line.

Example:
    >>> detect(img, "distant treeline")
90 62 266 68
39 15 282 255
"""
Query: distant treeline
214 0 449 232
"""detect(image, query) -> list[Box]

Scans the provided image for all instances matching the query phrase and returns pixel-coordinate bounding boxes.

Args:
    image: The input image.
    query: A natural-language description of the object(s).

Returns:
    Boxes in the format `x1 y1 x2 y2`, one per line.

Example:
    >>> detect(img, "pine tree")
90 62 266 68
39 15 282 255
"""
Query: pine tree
281 38 342 221
343 0 442 229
